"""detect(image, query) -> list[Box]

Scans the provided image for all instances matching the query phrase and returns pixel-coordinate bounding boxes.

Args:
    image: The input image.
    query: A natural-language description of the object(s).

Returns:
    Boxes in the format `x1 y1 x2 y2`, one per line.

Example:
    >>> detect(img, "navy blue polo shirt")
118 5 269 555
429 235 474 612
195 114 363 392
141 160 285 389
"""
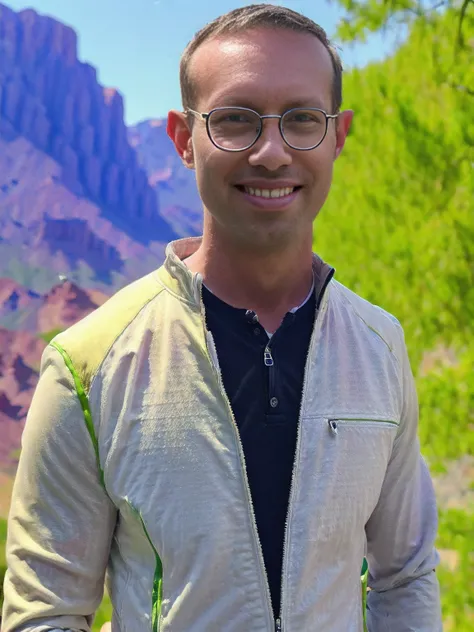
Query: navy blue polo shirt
202 282 317 619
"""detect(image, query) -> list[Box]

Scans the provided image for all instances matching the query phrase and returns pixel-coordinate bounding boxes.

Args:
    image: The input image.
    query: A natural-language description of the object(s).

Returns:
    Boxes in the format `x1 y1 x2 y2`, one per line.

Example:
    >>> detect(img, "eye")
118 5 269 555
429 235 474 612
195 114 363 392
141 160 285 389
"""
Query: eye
287 112 323 123
291 114 312 122
224 114 252 123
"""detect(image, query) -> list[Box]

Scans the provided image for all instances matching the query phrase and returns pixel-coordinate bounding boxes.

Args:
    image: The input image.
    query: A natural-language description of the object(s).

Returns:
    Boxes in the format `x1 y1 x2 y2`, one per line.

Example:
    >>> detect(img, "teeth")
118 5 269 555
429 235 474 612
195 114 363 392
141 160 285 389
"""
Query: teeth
244 186 295 198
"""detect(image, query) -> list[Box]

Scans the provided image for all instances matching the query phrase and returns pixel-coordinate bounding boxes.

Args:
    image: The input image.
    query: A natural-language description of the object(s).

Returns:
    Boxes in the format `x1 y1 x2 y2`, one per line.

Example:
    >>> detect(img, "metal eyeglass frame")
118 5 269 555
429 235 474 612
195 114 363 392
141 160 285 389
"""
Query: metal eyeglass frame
185 106 339 152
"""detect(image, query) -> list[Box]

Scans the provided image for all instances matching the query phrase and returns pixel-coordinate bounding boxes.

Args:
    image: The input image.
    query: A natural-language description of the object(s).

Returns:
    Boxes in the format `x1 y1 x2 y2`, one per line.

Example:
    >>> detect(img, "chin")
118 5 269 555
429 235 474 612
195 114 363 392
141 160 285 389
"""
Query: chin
239 222 306 252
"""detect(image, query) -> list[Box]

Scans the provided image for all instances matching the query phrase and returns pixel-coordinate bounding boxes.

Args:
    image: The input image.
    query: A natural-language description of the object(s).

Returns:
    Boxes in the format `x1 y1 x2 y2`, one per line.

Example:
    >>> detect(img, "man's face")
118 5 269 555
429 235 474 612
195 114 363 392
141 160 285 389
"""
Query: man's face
169 28 353 252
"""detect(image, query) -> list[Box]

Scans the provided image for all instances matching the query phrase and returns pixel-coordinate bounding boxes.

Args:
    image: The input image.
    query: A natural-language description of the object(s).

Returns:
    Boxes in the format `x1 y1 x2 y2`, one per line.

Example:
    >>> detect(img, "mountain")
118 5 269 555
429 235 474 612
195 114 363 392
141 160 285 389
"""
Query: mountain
0 327 43 473
0 278 41 313
0 278 42 330
36 280 109 334
0 278 110 474
0 1 192 294
128 119 203 237
1 277 109 334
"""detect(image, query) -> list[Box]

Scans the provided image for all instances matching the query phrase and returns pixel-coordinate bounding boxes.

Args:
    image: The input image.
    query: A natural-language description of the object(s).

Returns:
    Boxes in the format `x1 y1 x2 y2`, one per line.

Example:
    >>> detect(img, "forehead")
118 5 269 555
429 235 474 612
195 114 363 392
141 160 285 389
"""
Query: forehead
189 27 334 111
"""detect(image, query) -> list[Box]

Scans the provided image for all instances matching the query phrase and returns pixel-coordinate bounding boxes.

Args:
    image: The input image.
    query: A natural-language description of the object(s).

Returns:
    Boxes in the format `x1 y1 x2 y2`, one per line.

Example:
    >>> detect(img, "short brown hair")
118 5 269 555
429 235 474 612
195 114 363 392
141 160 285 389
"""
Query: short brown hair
179 3 343 115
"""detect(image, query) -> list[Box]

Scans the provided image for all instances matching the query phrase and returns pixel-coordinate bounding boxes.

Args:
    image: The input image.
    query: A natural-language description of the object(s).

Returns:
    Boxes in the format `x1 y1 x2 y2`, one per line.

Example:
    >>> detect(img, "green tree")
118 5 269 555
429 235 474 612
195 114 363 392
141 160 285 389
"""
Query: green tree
332 0 473 47
315 6 473 627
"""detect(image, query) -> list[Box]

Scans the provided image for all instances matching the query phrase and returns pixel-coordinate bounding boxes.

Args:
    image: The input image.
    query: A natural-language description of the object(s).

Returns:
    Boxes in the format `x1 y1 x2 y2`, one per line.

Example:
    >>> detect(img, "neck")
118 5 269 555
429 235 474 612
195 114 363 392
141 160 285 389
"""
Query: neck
183 230 314 333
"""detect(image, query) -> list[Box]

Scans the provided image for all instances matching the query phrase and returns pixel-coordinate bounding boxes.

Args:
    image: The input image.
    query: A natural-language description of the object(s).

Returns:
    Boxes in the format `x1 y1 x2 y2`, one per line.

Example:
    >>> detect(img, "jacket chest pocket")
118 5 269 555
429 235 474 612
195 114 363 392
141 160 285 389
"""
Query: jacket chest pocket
302 415 400 545
323 415 399 480
325 415 399 512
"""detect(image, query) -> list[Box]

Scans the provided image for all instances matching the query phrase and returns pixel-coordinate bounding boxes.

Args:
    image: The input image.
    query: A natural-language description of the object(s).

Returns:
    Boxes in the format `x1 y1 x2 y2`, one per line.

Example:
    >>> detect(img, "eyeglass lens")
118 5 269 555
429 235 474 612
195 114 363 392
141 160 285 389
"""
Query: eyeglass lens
208 108 327 150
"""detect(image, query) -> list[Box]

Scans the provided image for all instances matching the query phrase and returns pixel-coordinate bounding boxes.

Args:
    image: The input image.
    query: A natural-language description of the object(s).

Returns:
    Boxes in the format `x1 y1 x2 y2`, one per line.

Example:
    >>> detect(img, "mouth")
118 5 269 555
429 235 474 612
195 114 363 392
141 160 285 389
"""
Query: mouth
234 184 303 210
234 185 303 199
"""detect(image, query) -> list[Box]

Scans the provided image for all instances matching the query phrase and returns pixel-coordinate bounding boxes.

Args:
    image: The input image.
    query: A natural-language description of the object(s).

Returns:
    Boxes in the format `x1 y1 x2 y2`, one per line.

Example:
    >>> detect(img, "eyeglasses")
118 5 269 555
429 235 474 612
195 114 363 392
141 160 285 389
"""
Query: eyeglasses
185 106 338 152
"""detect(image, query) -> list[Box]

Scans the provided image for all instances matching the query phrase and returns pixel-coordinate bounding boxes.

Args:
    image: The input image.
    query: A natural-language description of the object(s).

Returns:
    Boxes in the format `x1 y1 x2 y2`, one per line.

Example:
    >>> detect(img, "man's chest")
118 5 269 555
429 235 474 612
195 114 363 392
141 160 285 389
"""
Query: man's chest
97 301 402 554
202 287 316 429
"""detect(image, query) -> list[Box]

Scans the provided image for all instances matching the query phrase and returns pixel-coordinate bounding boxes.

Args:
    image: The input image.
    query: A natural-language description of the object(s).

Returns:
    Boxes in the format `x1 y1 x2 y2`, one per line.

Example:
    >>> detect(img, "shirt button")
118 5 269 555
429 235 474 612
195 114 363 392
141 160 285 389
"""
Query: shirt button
253 327 261 335
270 397 279 408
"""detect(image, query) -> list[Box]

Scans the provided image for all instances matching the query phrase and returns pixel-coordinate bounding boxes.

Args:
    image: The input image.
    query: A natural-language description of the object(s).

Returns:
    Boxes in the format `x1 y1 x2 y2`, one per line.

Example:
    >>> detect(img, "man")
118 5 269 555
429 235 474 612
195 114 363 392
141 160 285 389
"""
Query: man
2 4 442 632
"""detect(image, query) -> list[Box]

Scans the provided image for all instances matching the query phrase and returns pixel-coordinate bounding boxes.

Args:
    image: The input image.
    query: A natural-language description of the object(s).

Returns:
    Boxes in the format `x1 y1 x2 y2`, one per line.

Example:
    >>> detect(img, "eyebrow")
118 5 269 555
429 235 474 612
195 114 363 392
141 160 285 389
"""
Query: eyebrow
211 96 330 112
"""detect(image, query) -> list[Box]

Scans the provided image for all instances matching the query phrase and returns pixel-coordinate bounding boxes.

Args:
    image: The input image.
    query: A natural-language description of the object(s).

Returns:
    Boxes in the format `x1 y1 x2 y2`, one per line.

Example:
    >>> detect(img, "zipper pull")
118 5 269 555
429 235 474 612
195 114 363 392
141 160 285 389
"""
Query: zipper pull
275 618 282 632
328 419 338 435
264 346 274 367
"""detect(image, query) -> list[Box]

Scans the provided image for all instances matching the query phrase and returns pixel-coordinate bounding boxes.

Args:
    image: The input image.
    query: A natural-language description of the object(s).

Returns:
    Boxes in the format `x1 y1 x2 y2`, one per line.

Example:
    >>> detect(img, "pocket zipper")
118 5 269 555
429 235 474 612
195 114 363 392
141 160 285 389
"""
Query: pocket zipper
326 417 399 435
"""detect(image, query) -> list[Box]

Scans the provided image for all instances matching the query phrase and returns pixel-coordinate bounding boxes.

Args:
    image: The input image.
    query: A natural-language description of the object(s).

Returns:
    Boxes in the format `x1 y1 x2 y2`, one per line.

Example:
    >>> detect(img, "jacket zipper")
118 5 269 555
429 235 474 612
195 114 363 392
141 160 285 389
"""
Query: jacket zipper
278 289 328 631
198 281 275 630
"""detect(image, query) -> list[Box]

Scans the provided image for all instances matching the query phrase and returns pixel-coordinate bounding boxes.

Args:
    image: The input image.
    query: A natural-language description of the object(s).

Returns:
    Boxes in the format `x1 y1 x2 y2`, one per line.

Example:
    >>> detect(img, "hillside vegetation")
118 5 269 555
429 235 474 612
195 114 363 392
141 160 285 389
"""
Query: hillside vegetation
319 6 473 468
316 6 473 629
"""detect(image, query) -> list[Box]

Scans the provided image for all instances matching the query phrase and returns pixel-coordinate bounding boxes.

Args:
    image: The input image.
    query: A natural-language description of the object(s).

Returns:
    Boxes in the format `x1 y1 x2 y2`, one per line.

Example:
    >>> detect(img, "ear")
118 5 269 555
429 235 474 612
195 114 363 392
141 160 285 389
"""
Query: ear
334 109 354 160
167 110 195 169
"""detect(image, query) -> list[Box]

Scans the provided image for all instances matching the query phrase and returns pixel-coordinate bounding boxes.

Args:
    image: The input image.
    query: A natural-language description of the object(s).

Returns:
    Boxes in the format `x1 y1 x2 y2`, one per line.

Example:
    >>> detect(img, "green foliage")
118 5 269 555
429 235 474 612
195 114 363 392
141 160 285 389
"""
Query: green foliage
437 509 474 630
417 348 474 472
92 592 113 632
318 7 473 366
315 6 473 627
317 0 474 480
332 0 472 47
335 0 417 42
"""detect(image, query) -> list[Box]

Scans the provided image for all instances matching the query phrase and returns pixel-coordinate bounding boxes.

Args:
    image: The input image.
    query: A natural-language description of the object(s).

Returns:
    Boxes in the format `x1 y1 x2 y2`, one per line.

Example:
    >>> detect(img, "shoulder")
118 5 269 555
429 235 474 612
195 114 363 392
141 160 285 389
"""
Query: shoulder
50 270 165 392
329 279 404 357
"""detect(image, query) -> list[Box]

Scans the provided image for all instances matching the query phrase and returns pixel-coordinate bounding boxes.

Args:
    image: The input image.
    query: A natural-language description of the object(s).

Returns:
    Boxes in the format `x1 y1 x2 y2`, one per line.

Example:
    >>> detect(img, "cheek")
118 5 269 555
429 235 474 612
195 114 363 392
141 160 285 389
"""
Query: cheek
195 149 236 197
193 155 232 215
305 149 334 186
304 152 335 211
193 145 216 192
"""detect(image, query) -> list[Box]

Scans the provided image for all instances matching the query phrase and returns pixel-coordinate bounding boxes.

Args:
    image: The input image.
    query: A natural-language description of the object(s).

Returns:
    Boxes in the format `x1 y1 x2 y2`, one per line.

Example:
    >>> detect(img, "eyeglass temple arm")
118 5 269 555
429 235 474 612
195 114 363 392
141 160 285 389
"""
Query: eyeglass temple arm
185 108 209 120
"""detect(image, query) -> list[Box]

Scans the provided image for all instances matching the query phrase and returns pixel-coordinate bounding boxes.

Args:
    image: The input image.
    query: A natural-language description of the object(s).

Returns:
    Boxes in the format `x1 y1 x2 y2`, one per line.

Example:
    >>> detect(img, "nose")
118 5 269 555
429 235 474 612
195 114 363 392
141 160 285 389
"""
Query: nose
247 117 292 171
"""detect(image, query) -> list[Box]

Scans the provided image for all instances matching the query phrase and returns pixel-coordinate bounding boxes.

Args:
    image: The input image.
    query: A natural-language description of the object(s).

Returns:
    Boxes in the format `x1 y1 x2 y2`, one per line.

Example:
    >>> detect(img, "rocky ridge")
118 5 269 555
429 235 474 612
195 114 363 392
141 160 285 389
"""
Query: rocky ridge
0 2 173 240
0 278 110 473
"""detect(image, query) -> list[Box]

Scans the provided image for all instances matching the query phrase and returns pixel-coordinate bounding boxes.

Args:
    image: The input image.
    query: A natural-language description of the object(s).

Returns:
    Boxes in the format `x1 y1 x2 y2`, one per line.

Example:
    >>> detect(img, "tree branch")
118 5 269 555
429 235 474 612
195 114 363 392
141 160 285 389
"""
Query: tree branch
457 0 473 48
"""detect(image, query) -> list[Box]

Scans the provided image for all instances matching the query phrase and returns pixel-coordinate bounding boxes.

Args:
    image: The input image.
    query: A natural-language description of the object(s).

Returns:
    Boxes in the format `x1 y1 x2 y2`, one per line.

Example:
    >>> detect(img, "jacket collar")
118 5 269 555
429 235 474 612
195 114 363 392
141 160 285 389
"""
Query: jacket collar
158 236 335 309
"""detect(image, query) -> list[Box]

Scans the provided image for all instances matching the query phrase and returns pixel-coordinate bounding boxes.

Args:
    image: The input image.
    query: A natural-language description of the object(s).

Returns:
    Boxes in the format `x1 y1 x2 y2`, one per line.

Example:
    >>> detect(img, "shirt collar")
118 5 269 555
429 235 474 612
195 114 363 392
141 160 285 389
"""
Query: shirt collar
157 236 335 310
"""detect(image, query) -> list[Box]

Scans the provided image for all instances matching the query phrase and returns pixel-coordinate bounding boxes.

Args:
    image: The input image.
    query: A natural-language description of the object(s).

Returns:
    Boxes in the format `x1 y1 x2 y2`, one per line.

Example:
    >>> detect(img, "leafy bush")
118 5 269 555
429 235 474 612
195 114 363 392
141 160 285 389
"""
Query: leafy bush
417 347 474 472
437 509 474 630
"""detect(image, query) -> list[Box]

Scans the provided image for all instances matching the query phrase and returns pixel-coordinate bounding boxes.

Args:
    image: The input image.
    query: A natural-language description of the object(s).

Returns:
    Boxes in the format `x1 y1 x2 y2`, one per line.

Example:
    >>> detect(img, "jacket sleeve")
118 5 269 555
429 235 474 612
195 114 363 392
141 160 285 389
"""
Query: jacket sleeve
1 344 117 632
365 323 442 631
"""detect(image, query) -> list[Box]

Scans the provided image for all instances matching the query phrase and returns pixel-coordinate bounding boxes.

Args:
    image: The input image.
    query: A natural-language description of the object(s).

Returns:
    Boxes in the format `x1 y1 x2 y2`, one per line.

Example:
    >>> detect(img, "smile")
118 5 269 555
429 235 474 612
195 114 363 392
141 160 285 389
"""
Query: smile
234 185 302 209
243 186 296 198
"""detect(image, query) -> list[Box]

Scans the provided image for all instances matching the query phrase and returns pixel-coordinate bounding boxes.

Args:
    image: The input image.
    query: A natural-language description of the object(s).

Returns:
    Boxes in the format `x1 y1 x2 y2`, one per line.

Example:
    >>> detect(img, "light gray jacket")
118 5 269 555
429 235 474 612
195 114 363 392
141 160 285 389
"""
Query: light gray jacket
2 237 442 631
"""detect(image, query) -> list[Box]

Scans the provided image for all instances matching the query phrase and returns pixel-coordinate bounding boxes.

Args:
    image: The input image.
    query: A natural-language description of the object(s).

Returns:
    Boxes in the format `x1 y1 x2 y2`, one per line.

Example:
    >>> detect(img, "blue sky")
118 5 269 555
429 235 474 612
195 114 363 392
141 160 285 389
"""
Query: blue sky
5 0 402 125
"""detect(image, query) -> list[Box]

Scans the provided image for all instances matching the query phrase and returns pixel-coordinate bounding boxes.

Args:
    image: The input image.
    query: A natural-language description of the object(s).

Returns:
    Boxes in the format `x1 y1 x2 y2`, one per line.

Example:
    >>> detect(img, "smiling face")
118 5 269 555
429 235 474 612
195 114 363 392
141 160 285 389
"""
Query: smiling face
168 27 353 253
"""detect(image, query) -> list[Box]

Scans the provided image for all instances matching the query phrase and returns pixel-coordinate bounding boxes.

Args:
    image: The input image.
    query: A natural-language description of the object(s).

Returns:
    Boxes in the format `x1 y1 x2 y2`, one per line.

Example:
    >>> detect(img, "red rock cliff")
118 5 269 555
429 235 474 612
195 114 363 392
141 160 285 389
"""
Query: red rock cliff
0 2 174 241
